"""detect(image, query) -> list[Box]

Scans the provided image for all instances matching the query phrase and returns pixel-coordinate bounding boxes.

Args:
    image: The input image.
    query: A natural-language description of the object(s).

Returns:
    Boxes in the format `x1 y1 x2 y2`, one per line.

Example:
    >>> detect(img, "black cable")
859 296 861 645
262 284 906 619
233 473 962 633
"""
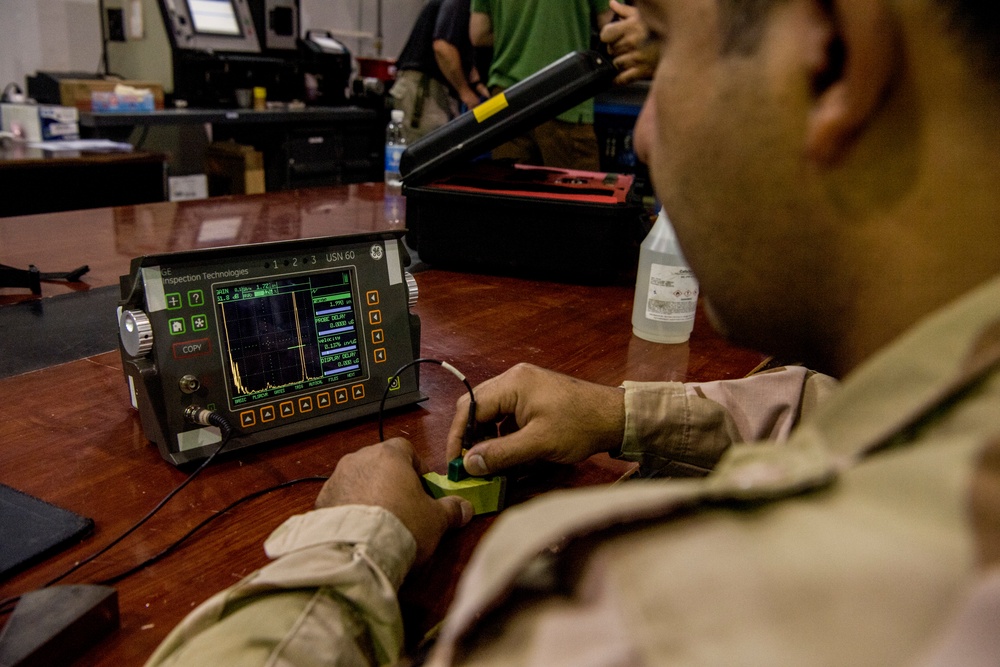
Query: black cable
98 0 110 76
133 123 150 149
43 410 232 589
4 364 478 616
97 476 328 586
378 358 476 449
102 363 478 589
1 82 23 103
0 409 234 616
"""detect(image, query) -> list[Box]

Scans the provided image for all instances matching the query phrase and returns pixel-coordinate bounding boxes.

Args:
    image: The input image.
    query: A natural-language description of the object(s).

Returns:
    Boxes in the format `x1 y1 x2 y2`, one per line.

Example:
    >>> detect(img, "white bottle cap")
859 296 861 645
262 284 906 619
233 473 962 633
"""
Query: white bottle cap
391 109 405 123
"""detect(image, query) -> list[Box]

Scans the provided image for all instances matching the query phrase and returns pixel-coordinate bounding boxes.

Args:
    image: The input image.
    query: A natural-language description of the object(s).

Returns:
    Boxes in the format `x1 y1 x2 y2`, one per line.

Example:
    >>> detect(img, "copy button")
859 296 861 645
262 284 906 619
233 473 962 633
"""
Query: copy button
172 338 212 359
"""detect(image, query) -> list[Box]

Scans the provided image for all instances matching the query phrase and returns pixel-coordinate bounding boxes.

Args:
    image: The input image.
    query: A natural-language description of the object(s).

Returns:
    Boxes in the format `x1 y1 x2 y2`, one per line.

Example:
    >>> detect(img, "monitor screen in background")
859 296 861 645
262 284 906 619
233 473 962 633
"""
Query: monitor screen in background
187 0 242 36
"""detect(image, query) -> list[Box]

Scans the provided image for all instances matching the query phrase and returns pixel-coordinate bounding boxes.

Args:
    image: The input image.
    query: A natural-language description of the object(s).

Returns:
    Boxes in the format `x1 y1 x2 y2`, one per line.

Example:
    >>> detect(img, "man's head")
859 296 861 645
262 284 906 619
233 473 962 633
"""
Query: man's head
634 0 1000 376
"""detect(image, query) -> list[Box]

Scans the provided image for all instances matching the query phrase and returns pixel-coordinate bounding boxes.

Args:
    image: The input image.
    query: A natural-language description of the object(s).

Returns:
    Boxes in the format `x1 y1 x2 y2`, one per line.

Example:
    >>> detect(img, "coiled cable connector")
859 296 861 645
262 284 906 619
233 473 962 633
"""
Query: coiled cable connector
184 406 234 441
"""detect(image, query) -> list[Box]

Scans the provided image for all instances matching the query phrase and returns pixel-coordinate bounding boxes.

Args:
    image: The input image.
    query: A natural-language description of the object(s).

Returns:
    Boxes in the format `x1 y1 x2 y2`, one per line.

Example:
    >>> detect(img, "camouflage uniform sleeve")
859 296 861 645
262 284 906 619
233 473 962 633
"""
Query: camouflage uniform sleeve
145 505 416 667
620 367 839 476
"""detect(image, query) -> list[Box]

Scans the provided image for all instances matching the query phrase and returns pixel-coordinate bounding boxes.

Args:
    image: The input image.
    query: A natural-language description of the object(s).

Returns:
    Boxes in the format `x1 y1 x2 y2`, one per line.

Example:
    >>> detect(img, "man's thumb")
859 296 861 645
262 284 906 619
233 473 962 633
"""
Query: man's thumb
438 495 474 527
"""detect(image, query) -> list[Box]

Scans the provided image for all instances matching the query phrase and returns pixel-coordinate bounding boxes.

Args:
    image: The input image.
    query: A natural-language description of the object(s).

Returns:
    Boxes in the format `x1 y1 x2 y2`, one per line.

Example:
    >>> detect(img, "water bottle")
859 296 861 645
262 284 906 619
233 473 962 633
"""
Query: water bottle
384 109 406 194
631 208 699 343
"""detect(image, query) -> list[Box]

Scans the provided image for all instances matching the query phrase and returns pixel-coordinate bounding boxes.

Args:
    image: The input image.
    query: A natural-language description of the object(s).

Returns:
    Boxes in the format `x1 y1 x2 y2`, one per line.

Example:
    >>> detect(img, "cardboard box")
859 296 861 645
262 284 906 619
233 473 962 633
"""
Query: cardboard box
58 79 164 111
205 142 266 196
0 103 79 141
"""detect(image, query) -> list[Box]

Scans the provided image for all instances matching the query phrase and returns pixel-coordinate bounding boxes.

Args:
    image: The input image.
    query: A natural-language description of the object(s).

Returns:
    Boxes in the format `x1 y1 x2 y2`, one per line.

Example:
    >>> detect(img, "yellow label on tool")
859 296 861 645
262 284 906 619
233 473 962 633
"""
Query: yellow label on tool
473 93 509 123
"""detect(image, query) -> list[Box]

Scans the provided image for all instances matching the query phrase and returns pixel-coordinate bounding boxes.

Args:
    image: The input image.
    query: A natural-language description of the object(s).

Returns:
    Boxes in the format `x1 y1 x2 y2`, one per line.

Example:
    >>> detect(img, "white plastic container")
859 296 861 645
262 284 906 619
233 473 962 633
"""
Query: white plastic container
631 208 699 343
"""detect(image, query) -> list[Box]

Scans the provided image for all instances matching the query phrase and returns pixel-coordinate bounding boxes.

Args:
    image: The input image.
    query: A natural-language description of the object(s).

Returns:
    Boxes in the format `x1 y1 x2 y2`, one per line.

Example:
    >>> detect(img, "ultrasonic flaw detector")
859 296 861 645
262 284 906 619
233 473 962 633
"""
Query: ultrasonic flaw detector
117 231 424 465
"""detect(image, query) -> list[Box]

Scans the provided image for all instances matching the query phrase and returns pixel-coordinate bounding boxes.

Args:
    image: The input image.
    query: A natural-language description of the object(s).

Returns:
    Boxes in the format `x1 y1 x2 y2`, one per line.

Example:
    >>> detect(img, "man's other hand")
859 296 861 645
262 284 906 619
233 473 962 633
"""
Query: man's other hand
316 438 473 563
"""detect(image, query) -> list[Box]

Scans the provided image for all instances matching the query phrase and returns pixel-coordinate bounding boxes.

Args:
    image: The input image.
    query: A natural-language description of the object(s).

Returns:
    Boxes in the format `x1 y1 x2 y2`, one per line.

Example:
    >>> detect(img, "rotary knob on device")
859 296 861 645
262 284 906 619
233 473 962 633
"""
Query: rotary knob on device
405 272 418 308
120 309 154 357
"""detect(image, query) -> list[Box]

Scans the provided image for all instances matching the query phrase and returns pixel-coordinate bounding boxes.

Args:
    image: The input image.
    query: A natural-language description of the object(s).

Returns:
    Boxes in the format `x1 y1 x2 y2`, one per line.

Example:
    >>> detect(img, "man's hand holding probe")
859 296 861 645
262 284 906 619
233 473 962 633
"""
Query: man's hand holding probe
446 363 627 477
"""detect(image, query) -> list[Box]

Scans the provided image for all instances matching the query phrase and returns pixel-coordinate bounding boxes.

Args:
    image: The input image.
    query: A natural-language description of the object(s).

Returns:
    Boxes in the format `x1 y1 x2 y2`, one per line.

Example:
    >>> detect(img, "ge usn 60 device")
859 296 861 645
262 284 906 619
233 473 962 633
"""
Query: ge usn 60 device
117 232 423 465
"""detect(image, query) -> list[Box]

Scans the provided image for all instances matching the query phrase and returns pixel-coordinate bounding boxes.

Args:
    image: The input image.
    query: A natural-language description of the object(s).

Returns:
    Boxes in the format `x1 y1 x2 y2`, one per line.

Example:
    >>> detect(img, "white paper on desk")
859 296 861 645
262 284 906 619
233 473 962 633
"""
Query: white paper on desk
27 139 134 152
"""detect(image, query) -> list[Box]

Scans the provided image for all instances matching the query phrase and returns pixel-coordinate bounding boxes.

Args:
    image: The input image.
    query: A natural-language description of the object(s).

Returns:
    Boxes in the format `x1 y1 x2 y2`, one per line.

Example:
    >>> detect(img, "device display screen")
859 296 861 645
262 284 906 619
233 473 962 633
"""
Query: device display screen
187 0 242 36
214 269 365 408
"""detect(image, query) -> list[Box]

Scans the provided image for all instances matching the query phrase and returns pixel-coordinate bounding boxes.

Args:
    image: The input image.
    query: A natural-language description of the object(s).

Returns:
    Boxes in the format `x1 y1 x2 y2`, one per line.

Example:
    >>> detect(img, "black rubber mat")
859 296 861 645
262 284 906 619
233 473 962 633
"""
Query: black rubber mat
0 286 120 379
0 483 93 580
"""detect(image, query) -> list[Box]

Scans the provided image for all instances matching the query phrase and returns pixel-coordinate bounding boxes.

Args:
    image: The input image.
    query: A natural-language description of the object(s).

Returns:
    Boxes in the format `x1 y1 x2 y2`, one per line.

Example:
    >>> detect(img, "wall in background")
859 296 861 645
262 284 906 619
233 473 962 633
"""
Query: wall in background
303 0 421 62
0 0 422 94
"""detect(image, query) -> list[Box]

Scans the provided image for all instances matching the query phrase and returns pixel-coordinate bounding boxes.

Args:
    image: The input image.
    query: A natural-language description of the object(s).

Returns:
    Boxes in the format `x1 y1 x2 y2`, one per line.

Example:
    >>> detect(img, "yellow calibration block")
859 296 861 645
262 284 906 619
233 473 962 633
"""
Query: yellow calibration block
422 457 506 515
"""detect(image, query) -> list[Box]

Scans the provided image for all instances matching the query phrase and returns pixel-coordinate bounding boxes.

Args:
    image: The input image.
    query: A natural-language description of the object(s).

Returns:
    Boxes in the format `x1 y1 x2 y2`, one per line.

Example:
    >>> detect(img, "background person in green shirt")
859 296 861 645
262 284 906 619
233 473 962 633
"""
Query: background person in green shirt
470 0 613 170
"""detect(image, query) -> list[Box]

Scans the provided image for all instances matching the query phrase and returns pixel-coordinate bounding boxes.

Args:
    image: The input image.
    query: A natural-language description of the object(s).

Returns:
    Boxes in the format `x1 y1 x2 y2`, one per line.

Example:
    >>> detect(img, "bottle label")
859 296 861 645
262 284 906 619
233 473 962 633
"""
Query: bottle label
385 144 405 173
645 264 699 322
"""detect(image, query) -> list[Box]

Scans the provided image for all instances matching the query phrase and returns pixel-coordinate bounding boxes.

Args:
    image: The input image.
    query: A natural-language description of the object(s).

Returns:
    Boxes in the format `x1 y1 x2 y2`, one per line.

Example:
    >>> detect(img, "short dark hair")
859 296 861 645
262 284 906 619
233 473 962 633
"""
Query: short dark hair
937 1 1000 80
718 0 1000 80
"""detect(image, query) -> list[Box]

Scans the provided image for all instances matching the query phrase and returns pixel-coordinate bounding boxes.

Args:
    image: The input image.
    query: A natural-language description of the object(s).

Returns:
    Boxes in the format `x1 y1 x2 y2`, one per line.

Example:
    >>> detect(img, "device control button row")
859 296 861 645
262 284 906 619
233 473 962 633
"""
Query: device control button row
246 386 367 428
166 290 206 310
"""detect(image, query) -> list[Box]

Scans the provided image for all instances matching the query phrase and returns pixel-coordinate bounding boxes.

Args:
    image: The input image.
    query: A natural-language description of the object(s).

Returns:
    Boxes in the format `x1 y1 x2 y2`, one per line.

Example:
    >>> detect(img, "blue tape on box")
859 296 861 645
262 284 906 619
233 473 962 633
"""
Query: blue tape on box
91 91 155 113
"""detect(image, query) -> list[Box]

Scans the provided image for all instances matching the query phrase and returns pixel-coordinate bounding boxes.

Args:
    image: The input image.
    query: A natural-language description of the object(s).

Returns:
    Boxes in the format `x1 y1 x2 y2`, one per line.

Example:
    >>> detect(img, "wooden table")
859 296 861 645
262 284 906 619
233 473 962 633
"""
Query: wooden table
0 144 167 217
0 186 768 664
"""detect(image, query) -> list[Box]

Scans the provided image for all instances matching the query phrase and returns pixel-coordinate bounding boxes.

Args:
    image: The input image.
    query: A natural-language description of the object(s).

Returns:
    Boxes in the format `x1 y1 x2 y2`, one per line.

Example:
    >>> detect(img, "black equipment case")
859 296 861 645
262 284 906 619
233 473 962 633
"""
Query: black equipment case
399 50 650 285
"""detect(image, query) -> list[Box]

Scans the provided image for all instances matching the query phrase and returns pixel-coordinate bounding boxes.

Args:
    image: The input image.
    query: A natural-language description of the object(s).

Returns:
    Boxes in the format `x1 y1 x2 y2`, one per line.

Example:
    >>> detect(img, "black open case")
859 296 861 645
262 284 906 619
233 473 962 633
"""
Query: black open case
399 50 651 285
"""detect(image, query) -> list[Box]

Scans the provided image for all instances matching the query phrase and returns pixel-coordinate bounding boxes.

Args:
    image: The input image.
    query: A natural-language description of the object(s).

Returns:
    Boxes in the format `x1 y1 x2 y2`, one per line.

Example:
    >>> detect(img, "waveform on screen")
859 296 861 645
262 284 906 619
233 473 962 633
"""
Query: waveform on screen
219 288 327 395
220 291 324 395
215 271 363 403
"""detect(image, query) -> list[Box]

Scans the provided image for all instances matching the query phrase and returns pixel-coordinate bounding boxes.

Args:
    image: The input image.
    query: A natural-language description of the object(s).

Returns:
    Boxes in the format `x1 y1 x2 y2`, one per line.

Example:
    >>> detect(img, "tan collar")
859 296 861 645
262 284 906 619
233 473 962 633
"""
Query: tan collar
805 275 1000 467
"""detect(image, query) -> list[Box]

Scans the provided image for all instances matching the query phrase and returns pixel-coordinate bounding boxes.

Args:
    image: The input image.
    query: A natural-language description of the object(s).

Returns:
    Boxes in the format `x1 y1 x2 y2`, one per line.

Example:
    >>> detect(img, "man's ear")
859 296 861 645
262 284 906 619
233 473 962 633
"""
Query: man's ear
806 0 901 164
